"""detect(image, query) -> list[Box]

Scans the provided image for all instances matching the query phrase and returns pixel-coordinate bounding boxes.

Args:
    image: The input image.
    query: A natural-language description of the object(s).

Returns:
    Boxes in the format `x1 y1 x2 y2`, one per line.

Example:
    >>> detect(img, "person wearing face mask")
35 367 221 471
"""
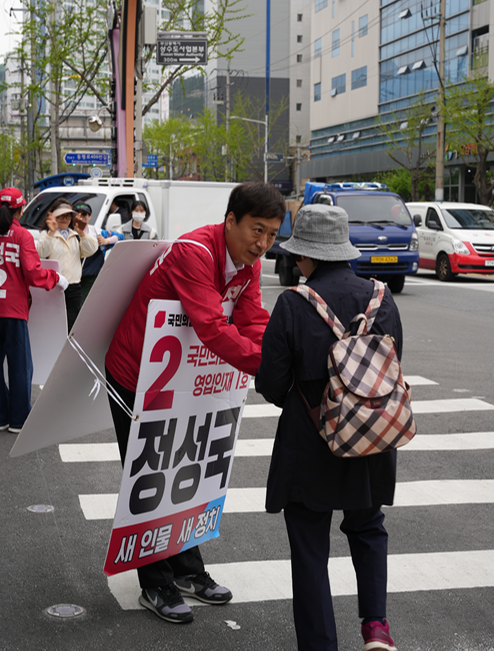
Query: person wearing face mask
121 201 158 240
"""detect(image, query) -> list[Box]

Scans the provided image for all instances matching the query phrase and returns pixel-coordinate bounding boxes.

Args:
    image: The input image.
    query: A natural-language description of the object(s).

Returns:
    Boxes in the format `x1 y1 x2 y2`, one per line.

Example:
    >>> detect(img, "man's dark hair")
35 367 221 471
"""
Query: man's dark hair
225 182 286 223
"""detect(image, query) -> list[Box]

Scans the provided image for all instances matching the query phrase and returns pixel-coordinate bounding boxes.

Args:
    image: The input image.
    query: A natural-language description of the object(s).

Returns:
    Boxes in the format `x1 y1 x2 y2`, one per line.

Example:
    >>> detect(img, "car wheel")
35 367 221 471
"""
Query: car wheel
436 253 456 281
279 256 299 286
387 274 405 294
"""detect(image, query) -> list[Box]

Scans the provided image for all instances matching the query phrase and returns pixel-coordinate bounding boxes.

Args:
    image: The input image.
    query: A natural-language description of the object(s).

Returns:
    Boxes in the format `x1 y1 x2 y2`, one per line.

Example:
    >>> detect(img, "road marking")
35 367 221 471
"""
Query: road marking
60 429 494 463
249 375 438 390
78 478 494 520
242 397 494 419
107 548 494 609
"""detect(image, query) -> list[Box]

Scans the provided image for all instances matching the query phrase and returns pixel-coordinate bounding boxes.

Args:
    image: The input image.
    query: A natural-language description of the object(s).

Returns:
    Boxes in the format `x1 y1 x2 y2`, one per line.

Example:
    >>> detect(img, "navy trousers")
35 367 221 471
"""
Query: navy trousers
105 366 205 589
283 501 388 651
0 317 33 429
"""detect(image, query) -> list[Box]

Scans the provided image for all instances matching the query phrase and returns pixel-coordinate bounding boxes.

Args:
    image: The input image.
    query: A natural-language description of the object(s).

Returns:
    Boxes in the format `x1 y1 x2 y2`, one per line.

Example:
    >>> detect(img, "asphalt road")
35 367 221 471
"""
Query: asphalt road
1 261 494 651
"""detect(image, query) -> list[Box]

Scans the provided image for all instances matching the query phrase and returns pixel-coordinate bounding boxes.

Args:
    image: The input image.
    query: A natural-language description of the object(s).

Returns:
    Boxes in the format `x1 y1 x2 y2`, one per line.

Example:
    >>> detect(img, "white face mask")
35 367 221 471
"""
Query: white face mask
132 212 145 223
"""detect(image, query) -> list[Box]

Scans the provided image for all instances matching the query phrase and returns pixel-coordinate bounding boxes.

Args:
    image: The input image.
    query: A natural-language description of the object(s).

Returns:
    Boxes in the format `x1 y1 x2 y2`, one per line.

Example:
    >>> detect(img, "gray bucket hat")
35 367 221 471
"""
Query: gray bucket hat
280 204 361 261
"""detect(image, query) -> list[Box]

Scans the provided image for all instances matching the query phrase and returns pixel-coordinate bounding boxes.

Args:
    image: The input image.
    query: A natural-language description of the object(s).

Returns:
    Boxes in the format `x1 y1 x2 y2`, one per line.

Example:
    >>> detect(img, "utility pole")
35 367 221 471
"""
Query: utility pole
49 5 58 175
225 65 231 182
434 0 446 201
27 4 36 197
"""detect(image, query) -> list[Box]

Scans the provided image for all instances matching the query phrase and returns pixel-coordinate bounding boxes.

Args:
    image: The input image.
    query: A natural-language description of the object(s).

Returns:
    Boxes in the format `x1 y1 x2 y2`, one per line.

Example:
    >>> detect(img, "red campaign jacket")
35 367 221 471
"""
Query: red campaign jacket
106 222 269 391
0 220 58 321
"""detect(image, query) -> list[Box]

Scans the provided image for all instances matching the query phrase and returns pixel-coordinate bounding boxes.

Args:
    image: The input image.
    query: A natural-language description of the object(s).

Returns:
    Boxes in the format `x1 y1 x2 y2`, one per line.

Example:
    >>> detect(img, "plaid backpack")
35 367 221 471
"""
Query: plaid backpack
291 280 416 457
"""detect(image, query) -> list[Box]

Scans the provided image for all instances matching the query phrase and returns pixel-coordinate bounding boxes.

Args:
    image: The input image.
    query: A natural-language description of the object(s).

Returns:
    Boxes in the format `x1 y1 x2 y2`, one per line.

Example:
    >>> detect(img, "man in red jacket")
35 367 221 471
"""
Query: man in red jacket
105 182 285 624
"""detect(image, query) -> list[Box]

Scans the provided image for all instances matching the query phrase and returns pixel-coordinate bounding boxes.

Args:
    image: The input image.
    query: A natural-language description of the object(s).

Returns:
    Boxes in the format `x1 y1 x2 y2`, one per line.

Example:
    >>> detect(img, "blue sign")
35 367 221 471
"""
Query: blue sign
143 154 158 168
64 152 110 166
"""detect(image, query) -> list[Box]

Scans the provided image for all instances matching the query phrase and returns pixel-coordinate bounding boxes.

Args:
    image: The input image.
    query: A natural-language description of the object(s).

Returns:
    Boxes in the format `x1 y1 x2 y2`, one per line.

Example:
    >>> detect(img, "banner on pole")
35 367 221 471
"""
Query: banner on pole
104 298 250 575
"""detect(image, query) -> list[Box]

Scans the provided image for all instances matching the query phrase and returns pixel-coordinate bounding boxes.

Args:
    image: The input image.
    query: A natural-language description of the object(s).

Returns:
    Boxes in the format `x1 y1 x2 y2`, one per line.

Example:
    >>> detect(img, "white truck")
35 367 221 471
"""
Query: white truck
20 178 238 242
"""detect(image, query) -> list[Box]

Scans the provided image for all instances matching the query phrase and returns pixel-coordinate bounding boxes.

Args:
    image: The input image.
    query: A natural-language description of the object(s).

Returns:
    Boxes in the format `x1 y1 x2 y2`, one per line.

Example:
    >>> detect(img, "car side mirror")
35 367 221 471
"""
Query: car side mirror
427 219 440 230
106 213 122 231
413 214 422 227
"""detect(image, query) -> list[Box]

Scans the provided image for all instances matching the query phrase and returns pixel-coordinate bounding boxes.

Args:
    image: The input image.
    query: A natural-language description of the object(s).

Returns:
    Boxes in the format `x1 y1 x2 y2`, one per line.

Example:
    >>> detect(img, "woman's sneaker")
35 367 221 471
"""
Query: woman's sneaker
362 620 397 651
139 584 193 623
175 571 233 604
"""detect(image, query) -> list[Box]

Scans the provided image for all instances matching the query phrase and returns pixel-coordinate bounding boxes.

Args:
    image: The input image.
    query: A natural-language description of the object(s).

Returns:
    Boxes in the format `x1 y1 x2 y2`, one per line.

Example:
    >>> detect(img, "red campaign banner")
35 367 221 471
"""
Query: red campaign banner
104 498 224 576
104 299 250 576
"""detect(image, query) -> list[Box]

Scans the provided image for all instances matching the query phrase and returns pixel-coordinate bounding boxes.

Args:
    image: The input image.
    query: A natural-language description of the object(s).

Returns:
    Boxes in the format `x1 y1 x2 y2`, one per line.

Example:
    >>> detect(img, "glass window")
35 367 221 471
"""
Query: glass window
442 208 494 229
297 13 303 21
296 79 303 87
296 103 302 111
332 29 340 57
359 14 368 37
314 82 322 101
331 73 346 94
297 34 303 43
297 54 303 62
296 135 302 143
315 0 328 12
336 195 412 226
314 37 322 57
351 66 367 89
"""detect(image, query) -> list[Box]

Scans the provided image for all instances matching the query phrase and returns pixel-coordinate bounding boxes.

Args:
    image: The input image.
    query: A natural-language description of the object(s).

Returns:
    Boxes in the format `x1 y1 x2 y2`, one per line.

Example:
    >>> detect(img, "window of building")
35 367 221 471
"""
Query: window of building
297 13 303 21
296 103 302 111
296 79 303 87
297 54 303 63
314 37 322 57
331 73 346 95
315 0 328 12
314 82 321 101
332 29 340 57
351 66 367 89
297 34 303 43
296 135 302 143
359 15 368 38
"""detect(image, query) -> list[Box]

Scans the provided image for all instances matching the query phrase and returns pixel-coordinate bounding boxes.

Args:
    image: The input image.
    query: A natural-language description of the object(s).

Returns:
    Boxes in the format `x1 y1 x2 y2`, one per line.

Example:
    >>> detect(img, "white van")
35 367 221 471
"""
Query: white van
406 201 494 281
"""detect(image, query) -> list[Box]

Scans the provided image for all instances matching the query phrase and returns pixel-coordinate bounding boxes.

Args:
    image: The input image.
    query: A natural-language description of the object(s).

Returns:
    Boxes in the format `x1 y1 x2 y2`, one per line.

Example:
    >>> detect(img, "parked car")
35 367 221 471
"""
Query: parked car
407 201 494 281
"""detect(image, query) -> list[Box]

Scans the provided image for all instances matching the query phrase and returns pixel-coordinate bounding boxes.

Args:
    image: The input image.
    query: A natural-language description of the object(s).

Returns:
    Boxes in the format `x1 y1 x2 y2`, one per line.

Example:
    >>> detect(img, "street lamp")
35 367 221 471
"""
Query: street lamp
230 114 268 183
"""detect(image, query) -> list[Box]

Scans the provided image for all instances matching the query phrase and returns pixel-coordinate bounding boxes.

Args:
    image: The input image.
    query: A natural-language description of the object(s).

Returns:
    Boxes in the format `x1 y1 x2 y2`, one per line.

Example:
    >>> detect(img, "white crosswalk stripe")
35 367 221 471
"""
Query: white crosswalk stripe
108 549 494 609
62 375 494 614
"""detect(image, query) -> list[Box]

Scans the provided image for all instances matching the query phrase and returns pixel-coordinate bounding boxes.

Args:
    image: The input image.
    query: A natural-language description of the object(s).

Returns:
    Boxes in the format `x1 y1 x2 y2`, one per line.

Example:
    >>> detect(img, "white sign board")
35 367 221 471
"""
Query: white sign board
10 240 171 457
104 299 249 575
28 259 67 385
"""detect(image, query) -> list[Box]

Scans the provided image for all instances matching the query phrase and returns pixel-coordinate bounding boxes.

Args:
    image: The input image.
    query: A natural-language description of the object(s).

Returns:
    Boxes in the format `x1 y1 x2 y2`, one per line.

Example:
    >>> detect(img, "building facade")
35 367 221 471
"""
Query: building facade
302 0 493 201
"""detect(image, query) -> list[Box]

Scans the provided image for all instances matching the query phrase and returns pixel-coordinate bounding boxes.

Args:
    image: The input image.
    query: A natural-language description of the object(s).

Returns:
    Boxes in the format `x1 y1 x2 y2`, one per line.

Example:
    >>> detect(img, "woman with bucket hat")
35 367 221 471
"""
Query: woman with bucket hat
0 187 68 433
256 204 403 651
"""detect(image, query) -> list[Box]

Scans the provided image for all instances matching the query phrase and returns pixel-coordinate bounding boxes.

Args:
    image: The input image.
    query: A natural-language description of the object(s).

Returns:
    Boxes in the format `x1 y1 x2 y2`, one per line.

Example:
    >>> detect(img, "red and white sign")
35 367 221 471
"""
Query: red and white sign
104 298 250 576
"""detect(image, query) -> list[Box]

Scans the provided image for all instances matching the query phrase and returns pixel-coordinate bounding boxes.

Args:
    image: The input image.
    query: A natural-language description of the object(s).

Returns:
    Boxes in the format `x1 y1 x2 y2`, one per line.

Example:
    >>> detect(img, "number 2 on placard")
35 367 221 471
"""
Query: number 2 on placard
143 336 182 411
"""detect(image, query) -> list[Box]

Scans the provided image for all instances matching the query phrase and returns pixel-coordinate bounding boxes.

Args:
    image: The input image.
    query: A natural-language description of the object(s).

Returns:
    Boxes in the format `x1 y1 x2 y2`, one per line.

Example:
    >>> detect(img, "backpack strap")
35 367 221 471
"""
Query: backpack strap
289 285 346 340
290 279 386 339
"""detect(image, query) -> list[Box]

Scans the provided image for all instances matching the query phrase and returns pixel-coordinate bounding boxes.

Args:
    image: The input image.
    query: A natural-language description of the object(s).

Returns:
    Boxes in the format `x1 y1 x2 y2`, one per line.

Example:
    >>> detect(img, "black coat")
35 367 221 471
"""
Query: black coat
256 262 404 513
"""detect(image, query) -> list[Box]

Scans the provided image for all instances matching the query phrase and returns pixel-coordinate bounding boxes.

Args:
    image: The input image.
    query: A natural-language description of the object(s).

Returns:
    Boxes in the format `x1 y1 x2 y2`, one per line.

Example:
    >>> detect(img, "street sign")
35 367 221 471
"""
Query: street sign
265 152 284 163
142 154 158 168
64 152 110 166
156 38 208 66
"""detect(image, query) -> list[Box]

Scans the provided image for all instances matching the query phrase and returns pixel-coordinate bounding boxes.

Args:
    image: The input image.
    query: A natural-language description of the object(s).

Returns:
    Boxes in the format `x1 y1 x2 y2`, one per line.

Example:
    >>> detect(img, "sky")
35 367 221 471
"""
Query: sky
1 0 22 62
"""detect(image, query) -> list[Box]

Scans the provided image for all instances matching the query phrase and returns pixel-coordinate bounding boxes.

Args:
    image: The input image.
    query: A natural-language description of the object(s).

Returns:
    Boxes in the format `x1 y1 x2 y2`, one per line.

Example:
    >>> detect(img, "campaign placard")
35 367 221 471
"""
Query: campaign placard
104 298 250 575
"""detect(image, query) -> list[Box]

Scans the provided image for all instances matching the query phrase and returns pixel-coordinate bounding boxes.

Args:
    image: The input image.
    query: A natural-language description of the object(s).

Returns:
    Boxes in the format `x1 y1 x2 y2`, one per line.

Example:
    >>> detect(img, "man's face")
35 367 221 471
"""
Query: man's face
225 212 281 266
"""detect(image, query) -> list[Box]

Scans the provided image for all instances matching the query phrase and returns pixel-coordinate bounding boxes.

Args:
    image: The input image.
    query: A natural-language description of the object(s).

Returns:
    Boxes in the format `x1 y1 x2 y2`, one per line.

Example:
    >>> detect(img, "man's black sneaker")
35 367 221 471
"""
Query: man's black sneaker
138 584 194 623
175 571 233 604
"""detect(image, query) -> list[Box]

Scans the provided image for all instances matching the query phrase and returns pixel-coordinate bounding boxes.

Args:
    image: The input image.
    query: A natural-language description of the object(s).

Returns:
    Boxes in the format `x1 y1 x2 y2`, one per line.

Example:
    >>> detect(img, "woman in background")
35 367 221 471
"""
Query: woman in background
121 200 158 240
37 198 98 331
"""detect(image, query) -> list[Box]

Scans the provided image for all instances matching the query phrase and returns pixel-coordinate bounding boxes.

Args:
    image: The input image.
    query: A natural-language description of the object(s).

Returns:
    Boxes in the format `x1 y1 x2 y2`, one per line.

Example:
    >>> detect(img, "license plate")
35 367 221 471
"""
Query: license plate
485 260 494 266
370 256 398 264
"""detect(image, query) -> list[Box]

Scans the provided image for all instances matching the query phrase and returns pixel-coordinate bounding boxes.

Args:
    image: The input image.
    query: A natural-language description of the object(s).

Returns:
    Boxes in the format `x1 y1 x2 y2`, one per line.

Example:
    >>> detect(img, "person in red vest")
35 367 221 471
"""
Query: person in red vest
0 187 68 433
105 182 285 624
